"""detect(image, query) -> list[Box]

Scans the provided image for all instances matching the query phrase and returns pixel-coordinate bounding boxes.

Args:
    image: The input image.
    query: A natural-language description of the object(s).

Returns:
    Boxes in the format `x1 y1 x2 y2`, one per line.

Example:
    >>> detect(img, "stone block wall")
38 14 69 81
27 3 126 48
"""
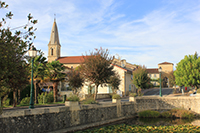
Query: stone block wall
1 96 200 133
135 96 200 113
0 102 135 133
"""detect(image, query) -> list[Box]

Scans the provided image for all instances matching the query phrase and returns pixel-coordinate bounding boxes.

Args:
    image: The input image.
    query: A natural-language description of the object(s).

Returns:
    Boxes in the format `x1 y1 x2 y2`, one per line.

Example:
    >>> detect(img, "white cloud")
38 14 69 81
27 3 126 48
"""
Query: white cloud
1 0 200 68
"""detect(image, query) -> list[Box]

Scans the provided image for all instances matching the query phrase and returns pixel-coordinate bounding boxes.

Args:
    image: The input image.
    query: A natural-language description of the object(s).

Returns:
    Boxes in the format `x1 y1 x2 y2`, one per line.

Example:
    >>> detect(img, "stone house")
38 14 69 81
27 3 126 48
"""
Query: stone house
147 62 174 87
47 19 137 98
147 68 160 86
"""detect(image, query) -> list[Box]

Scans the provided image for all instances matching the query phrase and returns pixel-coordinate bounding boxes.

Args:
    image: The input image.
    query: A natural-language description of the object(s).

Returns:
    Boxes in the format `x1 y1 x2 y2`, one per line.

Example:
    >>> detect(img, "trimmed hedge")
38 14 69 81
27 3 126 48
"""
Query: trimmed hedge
66 94 79 101
138 110 160 118
112 94 121 99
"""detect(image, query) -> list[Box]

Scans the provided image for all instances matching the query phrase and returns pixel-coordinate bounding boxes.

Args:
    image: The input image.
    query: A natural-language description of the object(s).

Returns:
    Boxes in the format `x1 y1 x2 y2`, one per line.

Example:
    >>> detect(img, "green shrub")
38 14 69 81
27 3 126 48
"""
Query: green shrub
20 97 30 105
129 93 137 97
66 94 79 101
2 95 10 106
3 98 10 106
37 92 54 104
138 110 160 118
82 98 98 104
112 94 121 99
137 88 143 96
182 112 195 119
161 111 173 118
168 108 195 119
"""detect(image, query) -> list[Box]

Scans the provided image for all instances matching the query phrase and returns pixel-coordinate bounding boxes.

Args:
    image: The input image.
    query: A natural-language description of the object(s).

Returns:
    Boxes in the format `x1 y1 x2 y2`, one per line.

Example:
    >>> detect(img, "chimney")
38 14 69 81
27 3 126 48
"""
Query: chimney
121 59 126 67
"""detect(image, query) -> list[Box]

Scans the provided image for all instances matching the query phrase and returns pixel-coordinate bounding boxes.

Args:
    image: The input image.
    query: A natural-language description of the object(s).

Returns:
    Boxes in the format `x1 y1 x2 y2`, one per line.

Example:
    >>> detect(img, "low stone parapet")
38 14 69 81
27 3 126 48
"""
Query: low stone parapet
0 102 135 133
134 96 200 114
1 96 200 133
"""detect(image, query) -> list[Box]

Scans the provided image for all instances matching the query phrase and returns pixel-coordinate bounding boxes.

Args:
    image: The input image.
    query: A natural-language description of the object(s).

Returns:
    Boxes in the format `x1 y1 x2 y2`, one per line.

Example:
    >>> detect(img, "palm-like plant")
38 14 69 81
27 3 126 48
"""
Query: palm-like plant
46 61 66 102
28 54 47 104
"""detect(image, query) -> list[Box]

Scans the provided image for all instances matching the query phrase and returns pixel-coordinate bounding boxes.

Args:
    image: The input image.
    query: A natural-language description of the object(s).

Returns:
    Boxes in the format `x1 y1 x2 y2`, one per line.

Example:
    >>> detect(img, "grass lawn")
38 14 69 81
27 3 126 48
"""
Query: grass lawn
76 124 200 133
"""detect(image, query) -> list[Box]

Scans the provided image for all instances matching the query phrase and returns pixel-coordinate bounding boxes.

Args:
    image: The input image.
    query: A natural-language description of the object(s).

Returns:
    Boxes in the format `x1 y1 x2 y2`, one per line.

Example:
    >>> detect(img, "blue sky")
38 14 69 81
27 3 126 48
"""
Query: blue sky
1 0 200 68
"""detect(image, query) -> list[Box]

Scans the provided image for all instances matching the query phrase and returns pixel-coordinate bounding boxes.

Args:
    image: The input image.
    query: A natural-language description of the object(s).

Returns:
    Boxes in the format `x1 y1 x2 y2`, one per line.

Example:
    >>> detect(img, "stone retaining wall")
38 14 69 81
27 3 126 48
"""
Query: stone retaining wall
1 96 200 133
0 102 135 133
135 96 200 113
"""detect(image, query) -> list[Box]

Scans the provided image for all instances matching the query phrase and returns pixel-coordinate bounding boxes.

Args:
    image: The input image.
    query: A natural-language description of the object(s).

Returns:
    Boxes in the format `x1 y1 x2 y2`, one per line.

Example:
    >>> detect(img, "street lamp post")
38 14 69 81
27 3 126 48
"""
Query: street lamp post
158 67 162 97
28 45 37 109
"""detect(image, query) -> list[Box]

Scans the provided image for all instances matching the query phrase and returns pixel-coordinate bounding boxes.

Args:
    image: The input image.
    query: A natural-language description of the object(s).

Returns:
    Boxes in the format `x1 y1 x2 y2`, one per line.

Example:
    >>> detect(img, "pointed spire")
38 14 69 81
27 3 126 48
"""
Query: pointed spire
54 14 56 22
49 17 60 45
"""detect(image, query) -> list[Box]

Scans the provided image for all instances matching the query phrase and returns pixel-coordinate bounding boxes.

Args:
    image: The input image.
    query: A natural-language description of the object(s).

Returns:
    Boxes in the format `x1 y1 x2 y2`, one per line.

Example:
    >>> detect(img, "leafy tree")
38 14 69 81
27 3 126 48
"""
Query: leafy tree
108 72 121 94
80 48 115 100
174 52 200 89
132 65 150 89
46 61 66 102
0 1 37 107
167 71 176 87
67 70 84 95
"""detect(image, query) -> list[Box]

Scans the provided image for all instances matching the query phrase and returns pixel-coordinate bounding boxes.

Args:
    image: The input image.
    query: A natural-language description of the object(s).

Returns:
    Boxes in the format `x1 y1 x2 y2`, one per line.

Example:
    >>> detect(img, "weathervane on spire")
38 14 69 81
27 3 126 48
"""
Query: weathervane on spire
54 14 56 21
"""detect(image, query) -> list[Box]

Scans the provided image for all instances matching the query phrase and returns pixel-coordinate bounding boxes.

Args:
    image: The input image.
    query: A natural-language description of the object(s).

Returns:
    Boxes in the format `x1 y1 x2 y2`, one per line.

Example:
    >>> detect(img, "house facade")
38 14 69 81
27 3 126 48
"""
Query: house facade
147 62 174 87
47 19 137 98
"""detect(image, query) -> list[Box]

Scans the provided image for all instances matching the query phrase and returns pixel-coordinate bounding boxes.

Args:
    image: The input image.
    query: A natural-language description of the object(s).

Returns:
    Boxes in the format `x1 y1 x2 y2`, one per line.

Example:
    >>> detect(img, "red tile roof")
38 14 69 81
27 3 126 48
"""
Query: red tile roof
112 64 132 73
158 62 173 65
57 56 89 64
146 68 159 73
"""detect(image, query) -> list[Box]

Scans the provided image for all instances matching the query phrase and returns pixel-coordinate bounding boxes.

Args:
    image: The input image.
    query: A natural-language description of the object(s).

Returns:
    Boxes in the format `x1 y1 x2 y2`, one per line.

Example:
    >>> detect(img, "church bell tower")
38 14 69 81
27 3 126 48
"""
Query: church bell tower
48 18 61 62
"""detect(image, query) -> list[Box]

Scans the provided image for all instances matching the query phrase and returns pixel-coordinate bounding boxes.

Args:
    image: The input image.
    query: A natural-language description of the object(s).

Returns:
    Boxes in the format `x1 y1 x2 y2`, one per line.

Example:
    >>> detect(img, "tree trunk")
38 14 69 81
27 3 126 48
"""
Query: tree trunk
53 82 58 103
0 97 2 107
13 90 17 107
94 85 99 100
18 89 21 104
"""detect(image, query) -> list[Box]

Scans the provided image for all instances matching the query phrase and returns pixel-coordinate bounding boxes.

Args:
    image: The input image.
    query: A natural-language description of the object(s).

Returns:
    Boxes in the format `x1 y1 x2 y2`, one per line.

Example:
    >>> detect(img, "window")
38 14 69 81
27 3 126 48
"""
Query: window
154 74 156 77
129 85 131 91
88 86 95 94
66 84 72 91
149 74 151 77
107 85 112 93
51 48 53 55
71 66 73 69
131 75 133 80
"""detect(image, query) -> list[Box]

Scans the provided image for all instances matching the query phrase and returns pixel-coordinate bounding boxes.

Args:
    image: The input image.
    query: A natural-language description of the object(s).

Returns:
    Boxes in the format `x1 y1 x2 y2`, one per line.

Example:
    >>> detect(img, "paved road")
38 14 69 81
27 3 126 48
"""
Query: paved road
143 88 173 96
